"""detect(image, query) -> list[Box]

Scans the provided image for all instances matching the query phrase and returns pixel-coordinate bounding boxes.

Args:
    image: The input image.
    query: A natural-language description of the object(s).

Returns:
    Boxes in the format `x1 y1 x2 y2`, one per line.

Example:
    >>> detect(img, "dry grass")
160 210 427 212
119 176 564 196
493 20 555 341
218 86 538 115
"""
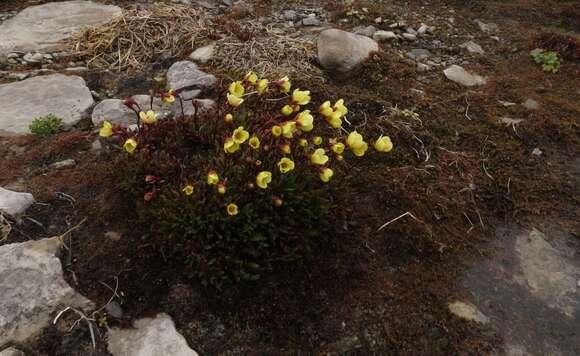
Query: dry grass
212 22 324 80
67 4 211 72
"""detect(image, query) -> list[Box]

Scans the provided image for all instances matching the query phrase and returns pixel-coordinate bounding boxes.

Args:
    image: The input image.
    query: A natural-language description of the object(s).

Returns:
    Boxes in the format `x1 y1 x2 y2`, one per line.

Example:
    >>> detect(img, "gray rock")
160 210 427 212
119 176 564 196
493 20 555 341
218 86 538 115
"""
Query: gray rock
474 19 498 34
409 88 426 97
417 24 429 34
355 25 377 38
22 52 43 63
64 66 88 72
0 237 94 345
443 65 487 86
171 98 216 117
0 187 34 217
0 74 94 134
523 98 540 110
105 301 124 319
282 10 297 21
406 27 417 35
51 159 76 170
107 313 198 356
91 99 137 126
6 53 20 59
417 63 430 72
0 347 26 356
0 1 122 54
317 29 378 74
302 16 321 27
448 301 490 324
406 48 432 62
372 30 398 41
189 44 214 63
402 33 417 41
460 41 485 54
166 61 216 100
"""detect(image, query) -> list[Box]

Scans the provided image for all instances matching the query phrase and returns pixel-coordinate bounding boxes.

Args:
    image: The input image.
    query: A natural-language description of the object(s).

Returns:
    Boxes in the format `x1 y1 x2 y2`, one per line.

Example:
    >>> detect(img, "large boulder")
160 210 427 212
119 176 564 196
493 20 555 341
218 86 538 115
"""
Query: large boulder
0 187 34 217
107 313 198 356
0 74 94 134
0 237 94 346
166 61 217 100
0 1 122 54
317 29 378 74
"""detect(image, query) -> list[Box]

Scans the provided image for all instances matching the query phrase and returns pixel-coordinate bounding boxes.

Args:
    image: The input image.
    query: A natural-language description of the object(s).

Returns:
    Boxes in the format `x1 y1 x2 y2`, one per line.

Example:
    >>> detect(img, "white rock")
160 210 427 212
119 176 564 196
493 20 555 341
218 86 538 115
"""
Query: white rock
92 99 137 126
0 347 25 356
448 301 490 324
372 30 398 41
107 313 198 356
189 44 214 63
523 98 540 110
0 237 94 345
166 61 216 100
474 19 498 34
417 24 429 34
22 52 44 63
51 159 76 170
0 187 34 216
0 1 122 54
0 74 94 134
443 65 486 86
460 41 485 54
532 148 542 156
317 29 378 74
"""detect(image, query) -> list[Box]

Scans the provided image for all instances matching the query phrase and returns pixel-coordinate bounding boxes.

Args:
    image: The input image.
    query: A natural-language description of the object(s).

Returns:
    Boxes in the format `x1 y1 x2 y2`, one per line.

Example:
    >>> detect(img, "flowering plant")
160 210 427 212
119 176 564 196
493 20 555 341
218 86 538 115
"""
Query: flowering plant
100 73 393 286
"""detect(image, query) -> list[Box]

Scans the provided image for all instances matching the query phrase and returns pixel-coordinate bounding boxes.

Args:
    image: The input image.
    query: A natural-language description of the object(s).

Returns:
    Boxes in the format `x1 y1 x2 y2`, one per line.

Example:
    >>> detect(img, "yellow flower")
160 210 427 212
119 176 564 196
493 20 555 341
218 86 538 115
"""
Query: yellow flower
139 110 157 125
162 89 175 105
319 101 333 117
333 99 348 117
346 131 368 157
374 135 393 153
299 138 308 147
271 125 282 137
228 81 245 97
310 148 329 165
223 137 240 154
278 157 295 173
327 111 342 128
256 171 272 189
280 144 291 154
99 121 113 137
232 126 250 144
277 76 291 93
226 203 239 216
244 71 258 85
282 121 297 138
207 171 219 185
292 89 311 106
248 136 260 149
227 93 244 107
281 105 293 116
217 183 226 194
182 185 194 195
313 136 323 145
296 110 314 132
332 142 345 154
319 167 334 183
256 79 269 95
123 138 137 154
224 113 234 123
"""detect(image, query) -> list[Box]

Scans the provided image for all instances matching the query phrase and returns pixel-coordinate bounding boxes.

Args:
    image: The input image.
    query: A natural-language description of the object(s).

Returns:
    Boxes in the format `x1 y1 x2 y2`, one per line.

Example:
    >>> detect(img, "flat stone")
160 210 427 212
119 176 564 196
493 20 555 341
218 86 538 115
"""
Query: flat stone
0 347 25 356
443 65 487 86
448 301 490 324
51 159 76 170
92 99 138 126
107 313 198 356
0 1 122 54
302 16 321 26
460 40 485 54
402 33 417 41
0 187 34 217
0 74 94 134
22 52 43 63
189 44 214 63
523 98 540 110
372 30 398 41
317 29 378 74
0 237 94 345
166 61 217 100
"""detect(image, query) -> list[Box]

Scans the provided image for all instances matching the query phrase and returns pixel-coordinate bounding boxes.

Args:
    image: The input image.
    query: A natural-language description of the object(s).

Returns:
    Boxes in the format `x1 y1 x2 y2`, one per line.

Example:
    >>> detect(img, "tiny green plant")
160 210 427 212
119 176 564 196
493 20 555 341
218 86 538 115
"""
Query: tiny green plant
29 113 63 135
531 49 561 73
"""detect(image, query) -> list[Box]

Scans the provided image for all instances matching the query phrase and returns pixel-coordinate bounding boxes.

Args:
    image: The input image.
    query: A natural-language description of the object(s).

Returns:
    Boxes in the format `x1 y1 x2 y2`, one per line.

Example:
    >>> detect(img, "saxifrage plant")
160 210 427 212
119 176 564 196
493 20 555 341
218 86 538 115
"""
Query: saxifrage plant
99 72 394 287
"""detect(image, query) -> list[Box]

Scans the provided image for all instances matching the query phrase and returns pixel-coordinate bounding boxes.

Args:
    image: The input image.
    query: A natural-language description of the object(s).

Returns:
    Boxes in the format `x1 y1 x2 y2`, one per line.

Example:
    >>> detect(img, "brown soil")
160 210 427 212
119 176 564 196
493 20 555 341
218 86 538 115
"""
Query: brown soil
1 0 578 355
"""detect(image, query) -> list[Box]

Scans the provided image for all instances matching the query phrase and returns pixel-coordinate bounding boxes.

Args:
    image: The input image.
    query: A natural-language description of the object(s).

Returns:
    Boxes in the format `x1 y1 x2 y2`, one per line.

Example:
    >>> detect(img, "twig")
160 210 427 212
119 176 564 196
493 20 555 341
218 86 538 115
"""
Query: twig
377 212 419 231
